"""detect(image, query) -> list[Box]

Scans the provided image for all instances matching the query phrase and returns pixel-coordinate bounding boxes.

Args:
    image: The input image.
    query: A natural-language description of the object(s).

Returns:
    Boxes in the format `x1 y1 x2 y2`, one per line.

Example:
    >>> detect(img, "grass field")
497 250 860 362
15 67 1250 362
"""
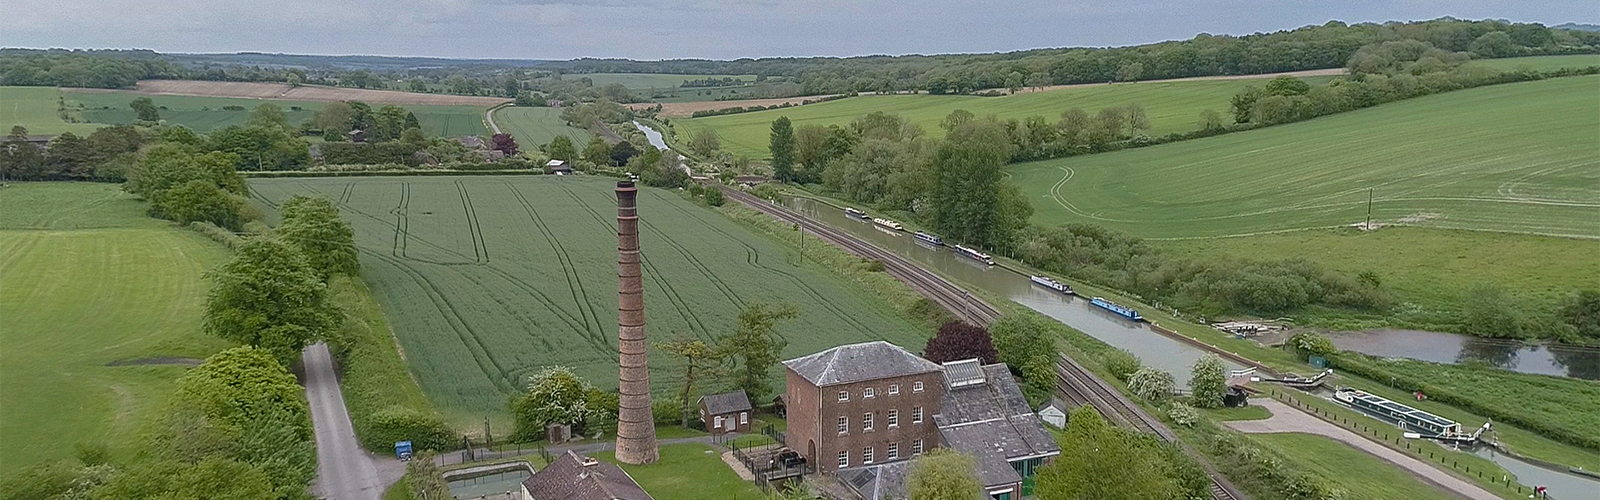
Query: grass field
493 107 592 147
0 182 232 469
61 90 491 137
596 443 761 500
1467 54 1600 72
676 77 1333 159
1009 75 1600 239
0 87 104 135
249 176 927 428
559 73 758 89
1252 433 1460 500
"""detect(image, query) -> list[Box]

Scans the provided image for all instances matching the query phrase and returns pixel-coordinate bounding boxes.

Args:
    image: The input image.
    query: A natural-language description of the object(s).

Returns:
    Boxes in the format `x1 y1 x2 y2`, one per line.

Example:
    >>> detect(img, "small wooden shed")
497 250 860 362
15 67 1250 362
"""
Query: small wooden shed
1037 398 1069 429
698 389 753 435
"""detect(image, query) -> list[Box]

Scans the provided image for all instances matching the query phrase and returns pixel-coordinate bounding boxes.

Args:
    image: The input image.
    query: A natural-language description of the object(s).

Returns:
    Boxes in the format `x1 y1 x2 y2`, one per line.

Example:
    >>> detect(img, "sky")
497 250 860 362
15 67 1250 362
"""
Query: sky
2 0 1594 60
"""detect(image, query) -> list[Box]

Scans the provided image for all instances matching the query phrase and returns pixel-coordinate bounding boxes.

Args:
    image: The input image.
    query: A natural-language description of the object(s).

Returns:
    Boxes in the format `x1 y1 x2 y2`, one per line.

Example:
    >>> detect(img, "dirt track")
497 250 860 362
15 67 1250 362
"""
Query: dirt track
130 80 511 106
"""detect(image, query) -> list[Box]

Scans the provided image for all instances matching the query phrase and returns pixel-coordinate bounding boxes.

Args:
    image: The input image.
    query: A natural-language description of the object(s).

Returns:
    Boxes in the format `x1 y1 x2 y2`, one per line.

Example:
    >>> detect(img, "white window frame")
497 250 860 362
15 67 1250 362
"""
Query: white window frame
888 409 898 428
838 415 848 435
913 406 923 424
838 450 849 468
863 412 874 432
864 387 875 399
863 446 874 465
838 390 849 402
714 416 724 429
739 412 748 425
888 442 899 460
913 381 924 393
913 439 924 455
889 384 899 395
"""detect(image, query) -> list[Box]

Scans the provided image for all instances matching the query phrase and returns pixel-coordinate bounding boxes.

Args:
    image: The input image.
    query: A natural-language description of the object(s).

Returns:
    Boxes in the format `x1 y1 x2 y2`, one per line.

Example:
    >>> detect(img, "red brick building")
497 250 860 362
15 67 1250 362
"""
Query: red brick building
698 389 753 435
782 341 946 474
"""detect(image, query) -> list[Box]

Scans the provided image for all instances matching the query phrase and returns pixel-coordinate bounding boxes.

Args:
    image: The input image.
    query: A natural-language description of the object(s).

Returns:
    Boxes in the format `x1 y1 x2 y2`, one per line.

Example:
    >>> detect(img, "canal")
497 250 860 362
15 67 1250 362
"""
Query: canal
1330 329 1600 381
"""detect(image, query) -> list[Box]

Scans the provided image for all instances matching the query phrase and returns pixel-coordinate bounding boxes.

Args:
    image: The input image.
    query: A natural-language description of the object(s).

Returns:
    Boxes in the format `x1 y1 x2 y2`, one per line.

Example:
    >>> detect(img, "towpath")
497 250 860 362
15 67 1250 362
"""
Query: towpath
304 342 407 500
1226 398 1500 500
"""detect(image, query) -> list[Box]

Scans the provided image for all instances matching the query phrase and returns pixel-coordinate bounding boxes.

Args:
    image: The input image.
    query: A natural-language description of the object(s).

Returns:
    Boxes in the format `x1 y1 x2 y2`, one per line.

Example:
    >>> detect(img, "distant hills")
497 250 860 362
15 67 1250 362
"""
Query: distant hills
1553 23 1600 32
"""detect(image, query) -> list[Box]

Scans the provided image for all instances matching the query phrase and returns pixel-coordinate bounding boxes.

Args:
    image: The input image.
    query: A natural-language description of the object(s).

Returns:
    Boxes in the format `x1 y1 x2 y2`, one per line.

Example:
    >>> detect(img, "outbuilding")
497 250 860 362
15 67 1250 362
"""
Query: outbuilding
546 159 573 175
1036 398 1068 429
699 389 753 435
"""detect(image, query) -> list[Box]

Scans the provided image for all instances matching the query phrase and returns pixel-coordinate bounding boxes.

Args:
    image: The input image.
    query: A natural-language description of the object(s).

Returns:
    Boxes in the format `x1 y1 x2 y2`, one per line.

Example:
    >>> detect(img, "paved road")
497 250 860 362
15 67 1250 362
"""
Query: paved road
1227 398 1500 500
435 435 719 467
304 342 406 500
485 106 503 134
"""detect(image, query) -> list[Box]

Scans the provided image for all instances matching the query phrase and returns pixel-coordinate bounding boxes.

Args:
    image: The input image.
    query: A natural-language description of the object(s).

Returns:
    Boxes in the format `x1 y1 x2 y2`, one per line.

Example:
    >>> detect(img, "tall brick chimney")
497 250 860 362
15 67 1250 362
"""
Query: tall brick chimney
613 180 658 464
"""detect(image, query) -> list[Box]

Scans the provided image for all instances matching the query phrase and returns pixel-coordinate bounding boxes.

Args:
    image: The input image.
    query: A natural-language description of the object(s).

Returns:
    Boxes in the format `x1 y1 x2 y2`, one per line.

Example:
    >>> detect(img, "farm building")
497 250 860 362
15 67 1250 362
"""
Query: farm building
1036 398 1068 428
546 159 573 175
783 342 1059 500
521 450 653 500
699 389 753 435
457 136 486 149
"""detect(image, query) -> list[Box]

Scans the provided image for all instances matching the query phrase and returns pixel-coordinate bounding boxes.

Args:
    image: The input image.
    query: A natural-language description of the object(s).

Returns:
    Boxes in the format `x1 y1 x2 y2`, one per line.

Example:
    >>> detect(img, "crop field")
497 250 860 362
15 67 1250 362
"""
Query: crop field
558 73 759 90
1467 54 1600 72
0 182 233 468
249 176 927 426
60 90 491 136
1009 75 1600 239
675 77 1332 159
1 86 104 135
132 80 511 106
493 107 592 147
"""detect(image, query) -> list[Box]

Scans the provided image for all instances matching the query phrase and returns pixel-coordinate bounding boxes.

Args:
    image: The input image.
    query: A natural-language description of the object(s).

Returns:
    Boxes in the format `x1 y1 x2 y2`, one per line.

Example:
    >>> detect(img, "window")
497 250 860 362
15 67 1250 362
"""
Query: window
864 387 875 399
888 442 899 460
714 416 724 429
889 384 899 395
913 381 924 393
888 409 899 427
838 450 849 468
863 446 874 464
739 412 748 425
913 406 923 424
913 439 924 455
863 412 874 432
838 416 848 435
838 390 849 402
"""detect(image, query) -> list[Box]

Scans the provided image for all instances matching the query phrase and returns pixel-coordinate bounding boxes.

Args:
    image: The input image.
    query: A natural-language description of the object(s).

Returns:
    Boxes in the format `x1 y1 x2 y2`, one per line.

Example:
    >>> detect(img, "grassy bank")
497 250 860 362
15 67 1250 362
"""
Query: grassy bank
327 275 454 451
1253 432 1469 500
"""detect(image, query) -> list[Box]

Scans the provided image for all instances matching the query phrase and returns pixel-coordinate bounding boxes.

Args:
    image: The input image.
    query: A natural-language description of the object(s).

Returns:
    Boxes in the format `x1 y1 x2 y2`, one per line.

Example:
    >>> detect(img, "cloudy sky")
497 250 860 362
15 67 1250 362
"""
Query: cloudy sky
2 0 1593 60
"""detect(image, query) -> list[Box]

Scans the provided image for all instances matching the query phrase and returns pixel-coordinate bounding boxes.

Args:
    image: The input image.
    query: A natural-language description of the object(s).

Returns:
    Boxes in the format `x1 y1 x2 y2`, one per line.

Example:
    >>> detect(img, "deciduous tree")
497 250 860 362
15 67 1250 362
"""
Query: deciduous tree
769 116 796 182
657 336 719 428
1188 354 1226 408
510 366 599 440
923 321 998 364
491 133 519 156
155 179 245 230
905 449 982 500
716 303 796 401
277 196 358 279
1034 407 1182 500
204 239 337 366
1127 367 1175 404
545 135 577 161
130 96 160 122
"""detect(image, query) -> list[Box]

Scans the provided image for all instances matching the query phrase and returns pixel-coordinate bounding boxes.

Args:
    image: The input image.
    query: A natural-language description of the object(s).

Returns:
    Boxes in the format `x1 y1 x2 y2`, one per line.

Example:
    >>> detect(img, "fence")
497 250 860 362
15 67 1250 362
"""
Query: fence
729 433 809 493
1268 389 1540 498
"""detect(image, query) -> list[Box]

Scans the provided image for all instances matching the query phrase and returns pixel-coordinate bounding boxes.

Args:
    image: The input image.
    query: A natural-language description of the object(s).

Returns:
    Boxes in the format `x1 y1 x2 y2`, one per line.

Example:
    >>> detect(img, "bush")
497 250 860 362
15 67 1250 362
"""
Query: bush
188 221 244 249
153 180 246 230
1102 349 1142 381
1188 354 1227 409
653 400 684 427
703 188 725 206
1286 332 1335 361
1168 402 1199 427
359 406 455 453
1128 367 1175 403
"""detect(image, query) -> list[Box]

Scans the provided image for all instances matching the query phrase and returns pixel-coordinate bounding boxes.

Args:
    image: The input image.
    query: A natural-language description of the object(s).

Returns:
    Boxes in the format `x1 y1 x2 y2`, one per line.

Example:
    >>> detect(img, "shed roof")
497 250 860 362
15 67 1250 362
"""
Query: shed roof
699 389 753 415
936 363 1060 486
783 341 940 387
523 450 653 500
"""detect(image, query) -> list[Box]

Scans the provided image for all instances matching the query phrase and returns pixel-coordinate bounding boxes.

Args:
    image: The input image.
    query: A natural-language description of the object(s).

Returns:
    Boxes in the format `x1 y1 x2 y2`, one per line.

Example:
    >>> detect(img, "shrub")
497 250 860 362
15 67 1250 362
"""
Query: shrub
359 406 455 453
1286 332 1335 361
653 400 684 427
1168 402 1199 427
153 180 245 230
1188 354 1226 409
1102 349 1142 381
1128 367 1175 403
703 188 725 206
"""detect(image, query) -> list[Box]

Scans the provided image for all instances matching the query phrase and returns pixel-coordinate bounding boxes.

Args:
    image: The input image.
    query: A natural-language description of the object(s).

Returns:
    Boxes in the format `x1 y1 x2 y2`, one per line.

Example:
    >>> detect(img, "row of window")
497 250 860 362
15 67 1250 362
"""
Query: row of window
837 407 922 434
838 440 923 467
838 381 923 402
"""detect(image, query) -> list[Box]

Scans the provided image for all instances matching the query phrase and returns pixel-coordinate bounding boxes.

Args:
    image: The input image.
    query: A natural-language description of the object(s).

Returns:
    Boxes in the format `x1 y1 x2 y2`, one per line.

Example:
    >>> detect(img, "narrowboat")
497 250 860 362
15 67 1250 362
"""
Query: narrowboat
844 207 869 220
872 218 904 231
1089 297 1142 321
913 231 945 246
1332 387 1487 444
953 245 995 266
1030 275 1073 294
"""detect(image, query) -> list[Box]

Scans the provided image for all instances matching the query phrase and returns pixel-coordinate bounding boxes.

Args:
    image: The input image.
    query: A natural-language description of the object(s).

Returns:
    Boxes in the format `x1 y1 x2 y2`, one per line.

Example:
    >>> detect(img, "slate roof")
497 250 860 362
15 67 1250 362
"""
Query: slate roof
935 364 1061 487
783 341 941 387
838 460 911 500
523 450 653 500
699 389 752 415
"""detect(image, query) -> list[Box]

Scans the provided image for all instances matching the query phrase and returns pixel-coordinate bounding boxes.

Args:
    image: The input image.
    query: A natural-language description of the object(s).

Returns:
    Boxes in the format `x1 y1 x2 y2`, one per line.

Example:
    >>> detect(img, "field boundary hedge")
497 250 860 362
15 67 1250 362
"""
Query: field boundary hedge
244 169 545 178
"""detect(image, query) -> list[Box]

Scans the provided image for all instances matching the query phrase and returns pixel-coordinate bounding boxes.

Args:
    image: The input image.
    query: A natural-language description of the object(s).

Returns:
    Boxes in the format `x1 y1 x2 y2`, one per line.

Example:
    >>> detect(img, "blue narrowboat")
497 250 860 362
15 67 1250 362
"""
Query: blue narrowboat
1089 297 1142 321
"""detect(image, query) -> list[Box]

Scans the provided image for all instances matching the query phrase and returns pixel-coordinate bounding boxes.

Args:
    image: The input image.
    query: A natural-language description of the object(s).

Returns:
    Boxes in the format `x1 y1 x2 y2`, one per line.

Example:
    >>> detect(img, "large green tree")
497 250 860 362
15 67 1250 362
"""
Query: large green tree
130 96 160 122
716 303 796 401
510 366 602 440
545 135 577 162
657 336 719 428
1035 407 1182 500
929 118 1020 250
1188 354 1226 409
276 196 359 279
154 179 245 230
769 116 796 182
905 449 982 500
203 239 338 366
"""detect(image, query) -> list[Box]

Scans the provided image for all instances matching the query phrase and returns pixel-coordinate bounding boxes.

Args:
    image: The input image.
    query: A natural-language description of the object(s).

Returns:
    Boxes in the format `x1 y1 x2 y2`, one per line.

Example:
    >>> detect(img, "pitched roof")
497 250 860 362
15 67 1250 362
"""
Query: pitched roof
783 341 941 387
838 461 912 500
936 364 1060 487
523 450 653 500
699 389 752 415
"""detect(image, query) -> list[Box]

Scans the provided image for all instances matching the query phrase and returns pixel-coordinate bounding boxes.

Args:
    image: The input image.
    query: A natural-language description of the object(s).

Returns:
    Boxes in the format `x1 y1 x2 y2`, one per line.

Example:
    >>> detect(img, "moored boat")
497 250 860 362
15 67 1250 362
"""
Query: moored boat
953 245 995 266
913 231 944 246
1030 275 1073 294
1089 296 1141 321
872 217 904 231
845 207 868 220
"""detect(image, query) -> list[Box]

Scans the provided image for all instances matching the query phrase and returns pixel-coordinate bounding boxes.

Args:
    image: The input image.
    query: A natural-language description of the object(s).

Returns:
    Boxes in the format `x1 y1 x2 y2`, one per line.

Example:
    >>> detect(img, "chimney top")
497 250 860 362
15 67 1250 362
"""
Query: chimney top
617 180 635 188
581 457 600 467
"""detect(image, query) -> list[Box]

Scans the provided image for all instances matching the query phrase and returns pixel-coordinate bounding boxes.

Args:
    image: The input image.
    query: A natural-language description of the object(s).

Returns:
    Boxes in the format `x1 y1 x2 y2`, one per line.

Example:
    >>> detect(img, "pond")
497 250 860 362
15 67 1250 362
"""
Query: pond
1330 329 1600 381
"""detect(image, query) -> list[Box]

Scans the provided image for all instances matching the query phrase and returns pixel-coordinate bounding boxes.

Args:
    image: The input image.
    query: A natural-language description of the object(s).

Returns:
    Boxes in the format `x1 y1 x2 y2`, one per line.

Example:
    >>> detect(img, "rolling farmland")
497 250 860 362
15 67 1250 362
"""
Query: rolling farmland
249 176 927 426
1466 54 1600 72
563 73 758 89
674 77 1332 159
63 90 491 136
0 183 232 468
0 87 103 135
493 107 593 147
1009 75 1600 239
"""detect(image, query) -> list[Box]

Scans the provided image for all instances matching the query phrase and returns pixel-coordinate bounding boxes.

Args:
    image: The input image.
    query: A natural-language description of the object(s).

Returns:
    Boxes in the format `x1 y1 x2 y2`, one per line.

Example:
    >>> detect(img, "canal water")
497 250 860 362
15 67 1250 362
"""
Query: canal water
1471 447 1596 499
634 120 669 150
781 196 1236 385
1330 329 1600 381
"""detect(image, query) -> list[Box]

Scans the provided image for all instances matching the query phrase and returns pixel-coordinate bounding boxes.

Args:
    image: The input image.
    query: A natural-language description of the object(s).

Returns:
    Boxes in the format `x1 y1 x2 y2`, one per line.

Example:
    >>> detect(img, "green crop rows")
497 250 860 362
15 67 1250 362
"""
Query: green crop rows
1465 54 1600 72
249 176 926 426
493 107 592 147
1008 75 1600 239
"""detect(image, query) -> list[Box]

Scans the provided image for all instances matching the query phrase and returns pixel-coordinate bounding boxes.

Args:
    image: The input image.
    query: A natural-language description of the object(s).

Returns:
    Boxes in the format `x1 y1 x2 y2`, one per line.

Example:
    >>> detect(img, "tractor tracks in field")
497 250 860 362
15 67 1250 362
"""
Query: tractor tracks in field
504 182 612 355
455 180 489 264
359 248 516 393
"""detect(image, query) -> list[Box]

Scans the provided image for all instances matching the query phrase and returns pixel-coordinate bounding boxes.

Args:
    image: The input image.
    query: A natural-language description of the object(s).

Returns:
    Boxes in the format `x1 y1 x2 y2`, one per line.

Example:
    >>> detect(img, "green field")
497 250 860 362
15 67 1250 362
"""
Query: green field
597 443 761 500
561 73 759 89
0 182 233 469
1467 54 1600 72
1252 433 1460 500
1009 75 1600 239
493 107 592 147
1 87 490 137
677 77 1333 159
249 176 927 427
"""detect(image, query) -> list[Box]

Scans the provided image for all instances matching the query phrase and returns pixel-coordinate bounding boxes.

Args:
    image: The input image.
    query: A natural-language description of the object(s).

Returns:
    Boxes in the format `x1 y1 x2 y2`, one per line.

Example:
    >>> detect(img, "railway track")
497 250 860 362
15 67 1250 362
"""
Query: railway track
718 187 1000 326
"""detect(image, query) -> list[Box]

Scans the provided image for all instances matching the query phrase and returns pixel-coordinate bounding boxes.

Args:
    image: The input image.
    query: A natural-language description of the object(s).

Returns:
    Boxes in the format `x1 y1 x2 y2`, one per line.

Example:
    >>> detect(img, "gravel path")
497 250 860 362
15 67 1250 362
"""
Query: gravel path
1227 398 1500 500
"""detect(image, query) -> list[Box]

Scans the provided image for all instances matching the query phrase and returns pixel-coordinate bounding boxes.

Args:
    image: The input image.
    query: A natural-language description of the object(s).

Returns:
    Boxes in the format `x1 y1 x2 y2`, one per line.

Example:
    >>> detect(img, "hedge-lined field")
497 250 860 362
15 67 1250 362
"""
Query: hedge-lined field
0 182 233 468
1010 75 1600 239
1467 54 1600 72
0 86 103 135
493 106 592 147
250 176 926 427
